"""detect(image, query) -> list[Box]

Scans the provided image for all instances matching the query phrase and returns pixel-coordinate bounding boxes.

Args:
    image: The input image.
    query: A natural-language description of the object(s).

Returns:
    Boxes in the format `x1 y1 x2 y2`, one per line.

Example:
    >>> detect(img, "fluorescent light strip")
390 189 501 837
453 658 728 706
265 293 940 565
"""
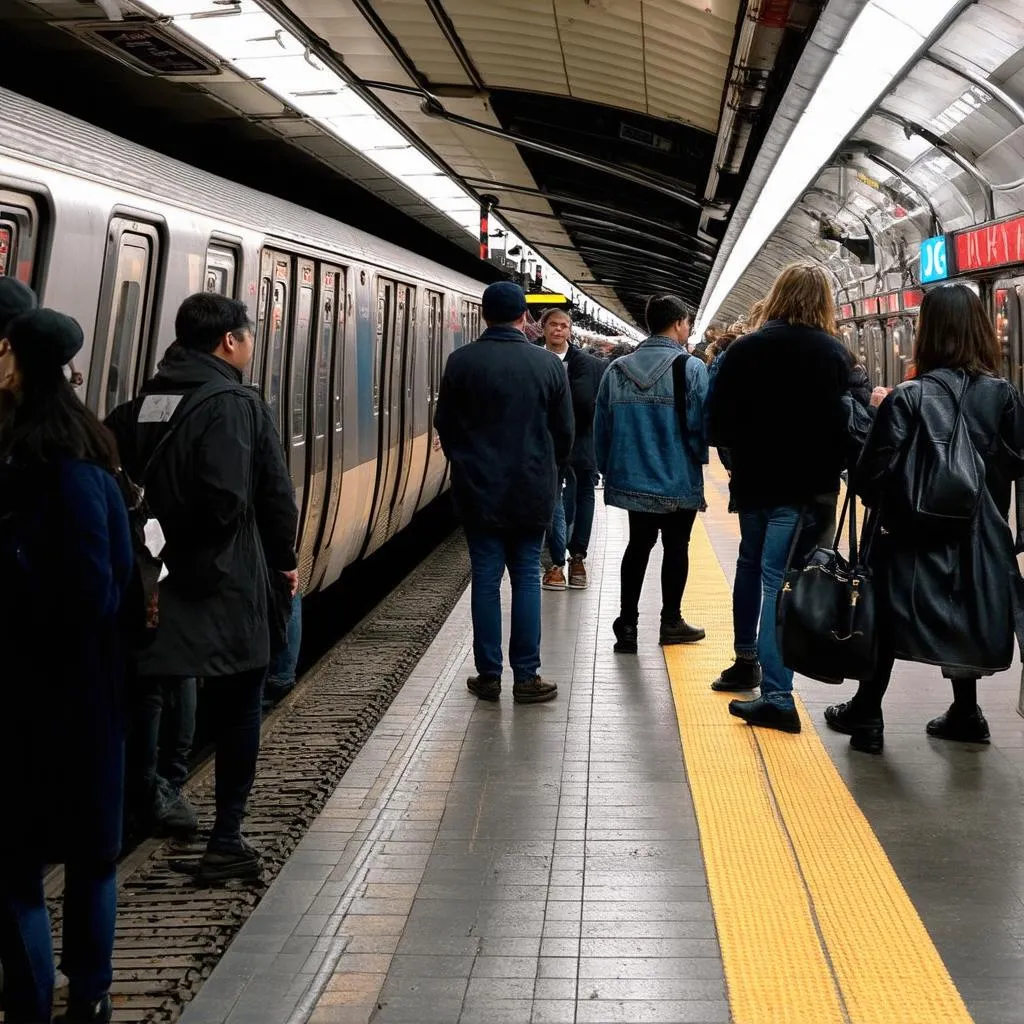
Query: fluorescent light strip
694 0 964 337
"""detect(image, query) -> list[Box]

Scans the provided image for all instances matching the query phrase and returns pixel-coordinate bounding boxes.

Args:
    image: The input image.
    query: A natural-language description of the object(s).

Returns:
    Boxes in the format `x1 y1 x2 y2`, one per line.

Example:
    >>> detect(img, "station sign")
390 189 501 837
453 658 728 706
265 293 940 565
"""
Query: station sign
919 234 949 284
953 214 1024 274
902 288 924 310
525 292 568 304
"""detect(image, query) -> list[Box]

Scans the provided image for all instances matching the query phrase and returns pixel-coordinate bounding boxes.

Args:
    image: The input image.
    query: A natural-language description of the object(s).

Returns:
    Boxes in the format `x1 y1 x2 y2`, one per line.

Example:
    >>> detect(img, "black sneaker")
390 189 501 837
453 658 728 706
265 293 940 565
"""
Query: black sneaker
197 836 261 884
926 704 991 744
467 675 501 701
57 993 112 1023
612 617 638 654
152 779 199 838
659 619 706 646
512 676 558 704
711 658 762 692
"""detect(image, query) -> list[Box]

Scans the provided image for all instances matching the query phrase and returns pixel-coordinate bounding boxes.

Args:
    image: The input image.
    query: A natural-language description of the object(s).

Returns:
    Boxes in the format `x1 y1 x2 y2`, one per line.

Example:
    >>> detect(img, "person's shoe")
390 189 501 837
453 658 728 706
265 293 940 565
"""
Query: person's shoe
612 617 638 654
824 700 884 754
542 566 568 591
467 674 501 701
57 993 112 1023
926 704 991 744
728 696 801 733
196 836 261 884
567 556 588 590
711 658 762 692
152 779 199 838
512 676 558 704
263 677 295 707
659 619 705 646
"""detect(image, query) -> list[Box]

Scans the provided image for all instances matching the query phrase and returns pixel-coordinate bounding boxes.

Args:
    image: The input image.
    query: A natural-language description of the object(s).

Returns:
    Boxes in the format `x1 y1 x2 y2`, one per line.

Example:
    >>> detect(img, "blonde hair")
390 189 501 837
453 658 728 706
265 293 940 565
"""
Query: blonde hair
747 299 766 329
759 263 836 336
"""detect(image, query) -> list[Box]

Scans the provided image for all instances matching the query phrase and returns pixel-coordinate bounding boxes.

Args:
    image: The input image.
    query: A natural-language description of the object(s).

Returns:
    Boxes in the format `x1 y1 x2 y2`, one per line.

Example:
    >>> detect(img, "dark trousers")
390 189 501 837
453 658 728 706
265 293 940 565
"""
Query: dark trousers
0 859 117 1021
130 676 197 806
620 509 697 625
207 667 267 846
564 465 597 559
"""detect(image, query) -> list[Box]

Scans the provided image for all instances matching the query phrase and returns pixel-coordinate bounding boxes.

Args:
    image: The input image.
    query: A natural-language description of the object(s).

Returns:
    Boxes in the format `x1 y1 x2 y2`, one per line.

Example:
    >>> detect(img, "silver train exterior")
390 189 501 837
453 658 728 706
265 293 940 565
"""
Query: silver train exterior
0 86 485 593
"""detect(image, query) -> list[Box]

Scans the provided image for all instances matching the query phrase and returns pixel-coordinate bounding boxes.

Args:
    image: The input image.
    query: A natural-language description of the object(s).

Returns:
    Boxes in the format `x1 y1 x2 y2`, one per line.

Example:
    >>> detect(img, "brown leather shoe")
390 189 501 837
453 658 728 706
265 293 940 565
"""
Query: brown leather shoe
512 675 558 704
542 566 567 591
467 675 501 701
567 555 588 589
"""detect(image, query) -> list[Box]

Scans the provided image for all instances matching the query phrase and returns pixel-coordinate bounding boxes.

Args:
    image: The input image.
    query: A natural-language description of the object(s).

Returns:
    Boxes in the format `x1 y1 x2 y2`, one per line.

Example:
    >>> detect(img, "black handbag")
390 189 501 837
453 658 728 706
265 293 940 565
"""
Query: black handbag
776 489 879 684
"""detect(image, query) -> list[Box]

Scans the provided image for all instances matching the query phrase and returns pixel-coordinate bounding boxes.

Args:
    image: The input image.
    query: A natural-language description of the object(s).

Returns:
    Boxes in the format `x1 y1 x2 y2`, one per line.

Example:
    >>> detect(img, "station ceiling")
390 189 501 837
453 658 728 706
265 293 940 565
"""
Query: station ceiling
0 0 825 325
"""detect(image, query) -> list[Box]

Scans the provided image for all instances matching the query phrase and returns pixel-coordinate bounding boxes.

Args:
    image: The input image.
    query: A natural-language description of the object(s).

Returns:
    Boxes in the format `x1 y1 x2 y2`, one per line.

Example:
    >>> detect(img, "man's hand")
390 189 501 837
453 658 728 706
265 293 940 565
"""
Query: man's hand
869 386 890 408
432 432 443 452
281 568 299 597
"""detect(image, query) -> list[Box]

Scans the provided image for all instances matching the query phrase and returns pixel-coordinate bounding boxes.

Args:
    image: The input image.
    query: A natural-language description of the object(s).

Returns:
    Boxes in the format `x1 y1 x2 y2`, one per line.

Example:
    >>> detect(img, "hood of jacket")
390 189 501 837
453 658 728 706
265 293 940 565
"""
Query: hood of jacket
145 345 244 394
615 335 686 391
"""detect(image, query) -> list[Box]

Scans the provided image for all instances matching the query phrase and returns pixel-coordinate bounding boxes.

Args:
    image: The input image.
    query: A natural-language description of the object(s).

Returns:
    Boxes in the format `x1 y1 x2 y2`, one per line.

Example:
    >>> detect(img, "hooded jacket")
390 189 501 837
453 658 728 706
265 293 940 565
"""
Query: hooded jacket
594 334 708 513
105 345 298 677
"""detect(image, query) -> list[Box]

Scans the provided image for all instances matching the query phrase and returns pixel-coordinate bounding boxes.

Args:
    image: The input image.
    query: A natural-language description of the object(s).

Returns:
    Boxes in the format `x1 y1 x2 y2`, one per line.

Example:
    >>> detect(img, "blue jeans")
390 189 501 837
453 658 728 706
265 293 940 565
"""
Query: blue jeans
547 476 568 567
466 529 544 683
734 506 816 709
268 593 302 687
563 465 597 559
0 859 117 1020
129 676 197 811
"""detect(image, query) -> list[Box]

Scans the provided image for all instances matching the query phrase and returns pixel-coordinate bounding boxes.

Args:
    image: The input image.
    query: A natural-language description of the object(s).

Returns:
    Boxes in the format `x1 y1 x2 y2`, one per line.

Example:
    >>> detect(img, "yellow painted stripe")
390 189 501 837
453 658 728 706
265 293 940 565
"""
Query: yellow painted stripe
665 494 973 1023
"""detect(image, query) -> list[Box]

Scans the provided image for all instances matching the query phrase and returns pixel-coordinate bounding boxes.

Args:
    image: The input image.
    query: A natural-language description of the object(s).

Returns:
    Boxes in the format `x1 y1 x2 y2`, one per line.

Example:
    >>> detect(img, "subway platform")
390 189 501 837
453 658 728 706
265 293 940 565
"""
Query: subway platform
180 458 1024 1024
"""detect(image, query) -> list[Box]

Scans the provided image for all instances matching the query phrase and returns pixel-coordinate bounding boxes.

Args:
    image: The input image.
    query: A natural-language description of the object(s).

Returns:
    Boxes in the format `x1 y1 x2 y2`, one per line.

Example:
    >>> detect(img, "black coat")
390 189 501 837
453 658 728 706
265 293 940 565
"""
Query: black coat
856 370 1024 676
847 364 872 407
435 325 574 531
709 319 850 509
0 459 132 862
106 348 298 678
564 344 607 473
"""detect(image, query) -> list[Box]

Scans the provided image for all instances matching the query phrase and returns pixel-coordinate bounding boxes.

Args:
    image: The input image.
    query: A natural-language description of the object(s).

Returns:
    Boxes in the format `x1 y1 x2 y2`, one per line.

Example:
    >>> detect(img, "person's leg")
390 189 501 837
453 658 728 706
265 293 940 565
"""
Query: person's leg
567 467 597 559
464 529 506 686
619 511 659 625
0 862 53 1023
658 509 697 624
824 648 895 754
562 465 577 541
128 676 164 822
543 482 568 589
161 677 196 791
61 860 117 1011
927 676 990 742
266 593 302 698
506 530 554 702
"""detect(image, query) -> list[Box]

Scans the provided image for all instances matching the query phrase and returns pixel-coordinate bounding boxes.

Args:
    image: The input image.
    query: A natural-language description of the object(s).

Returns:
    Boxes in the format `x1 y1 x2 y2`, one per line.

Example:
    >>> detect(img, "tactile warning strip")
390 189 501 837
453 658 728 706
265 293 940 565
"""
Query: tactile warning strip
664 513 974 1024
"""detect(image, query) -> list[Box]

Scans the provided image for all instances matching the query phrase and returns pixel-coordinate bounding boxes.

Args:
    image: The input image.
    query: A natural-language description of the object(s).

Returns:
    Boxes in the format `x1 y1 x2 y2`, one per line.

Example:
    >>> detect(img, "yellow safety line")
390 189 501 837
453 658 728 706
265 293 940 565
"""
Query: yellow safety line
665 499 973 1023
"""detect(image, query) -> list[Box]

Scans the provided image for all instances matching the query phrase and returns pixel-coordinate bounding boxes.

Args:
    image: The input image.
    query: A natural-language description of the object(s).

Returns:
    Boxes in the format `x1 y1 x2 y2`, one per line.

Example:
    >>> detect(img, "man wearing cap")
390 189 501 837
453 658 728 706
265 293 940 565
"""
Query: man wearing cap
435 281 574 704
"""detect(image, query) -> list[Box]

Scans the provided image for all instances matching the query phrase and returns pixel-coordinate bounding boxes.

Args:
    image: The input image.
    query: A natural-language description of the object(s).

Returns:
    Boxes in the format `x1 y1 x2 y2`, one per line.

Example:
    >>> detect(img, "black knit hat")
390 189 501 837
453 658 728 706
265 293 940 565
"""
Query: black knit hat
0 277 37 336
7 308 85 374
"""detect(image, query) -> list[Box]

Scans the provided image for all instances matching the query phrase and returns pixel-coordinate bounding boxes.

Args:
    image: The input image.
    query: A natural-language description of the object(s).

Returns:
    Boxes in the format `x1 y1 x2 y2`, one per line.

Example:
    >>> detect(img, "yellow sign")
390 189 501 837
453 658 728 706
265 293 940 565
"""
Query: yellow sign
525 293 568 304
857 171 880 190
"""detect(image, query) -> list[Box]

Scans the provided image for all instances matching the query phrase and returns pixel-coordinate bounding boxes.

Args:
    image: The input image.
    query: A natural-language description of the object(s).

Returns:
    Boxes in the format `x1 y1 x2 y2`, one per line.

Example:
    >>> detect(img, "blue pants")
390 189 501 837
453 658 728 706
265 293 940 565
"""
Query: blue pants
0 859 117 1021
466 529 545 683
563 465 597 559
268 593 303 688
734 506 816 709
547 480 568 567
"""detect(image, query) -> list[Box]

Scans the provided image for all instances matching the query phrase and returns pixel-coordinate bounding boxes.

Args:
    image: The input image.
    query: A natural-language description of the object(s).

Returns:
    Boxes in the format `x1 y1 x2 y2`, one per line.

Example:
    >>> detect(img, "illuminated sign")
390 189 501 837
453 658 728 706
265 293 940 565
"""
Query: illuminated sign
954 215 1024 274
902 288 924 310
525 293 568 304
839 303 854 320
883 293 900 314
919 235 949 284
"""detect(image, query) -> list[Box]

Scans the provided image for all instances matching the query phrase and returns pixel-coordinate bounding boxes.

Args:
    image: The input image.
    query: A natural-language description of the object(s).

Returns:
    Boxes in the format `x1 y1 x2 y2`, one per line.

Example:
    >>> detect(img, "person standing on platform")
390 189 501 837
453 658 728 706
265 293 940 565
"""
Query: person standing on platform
435 281 574 705
594 294 709 653
708 262 849 734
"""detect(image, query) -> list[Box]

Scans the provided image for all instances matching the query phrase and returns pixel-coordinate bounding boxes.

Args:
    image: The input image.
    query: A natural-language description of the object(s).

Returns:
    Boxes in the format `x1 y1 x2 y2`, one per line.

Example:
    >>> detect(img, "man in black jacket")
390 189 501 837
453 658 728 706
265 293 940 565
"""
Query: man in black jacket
107 293 298 881
708 263 849 734
435 281 574 704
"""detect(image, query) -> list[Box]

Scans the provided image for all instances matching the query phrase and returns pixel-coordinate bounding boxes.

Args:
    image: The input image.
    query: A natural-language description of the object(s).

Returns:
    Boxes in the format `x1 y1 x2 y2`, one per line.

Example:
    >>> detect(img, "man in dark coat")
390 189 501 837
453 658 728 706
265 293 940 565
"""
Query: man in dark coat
435 281 573 704
107 293 298 882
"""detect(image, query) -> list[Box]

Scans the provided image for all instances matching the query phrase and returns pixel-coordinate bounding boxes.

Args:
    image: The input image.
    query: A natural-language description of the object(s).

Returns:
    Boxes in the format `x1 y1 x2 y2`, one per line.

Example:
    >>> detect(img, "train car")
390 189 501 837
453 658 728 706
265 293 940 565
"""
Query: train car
0 86 486 593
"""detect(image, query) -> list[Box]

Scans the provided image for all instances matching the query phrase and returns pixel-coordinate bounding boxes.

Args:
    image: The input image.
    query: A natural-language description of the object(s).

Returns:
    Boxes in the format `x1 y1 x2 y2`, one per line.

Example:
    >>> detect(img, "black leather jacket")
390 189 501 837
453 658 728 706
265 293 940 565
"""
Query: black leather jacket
856 369 1024 675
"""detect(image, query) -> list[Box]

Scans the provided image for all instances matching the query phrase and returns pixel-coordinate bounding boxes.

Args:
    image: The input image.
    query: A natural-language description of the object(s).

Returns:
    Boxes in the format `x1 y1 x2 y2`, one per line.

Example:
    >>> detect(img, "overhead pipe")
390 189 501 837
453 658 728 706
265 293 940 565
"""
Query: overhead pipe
423 0 485 91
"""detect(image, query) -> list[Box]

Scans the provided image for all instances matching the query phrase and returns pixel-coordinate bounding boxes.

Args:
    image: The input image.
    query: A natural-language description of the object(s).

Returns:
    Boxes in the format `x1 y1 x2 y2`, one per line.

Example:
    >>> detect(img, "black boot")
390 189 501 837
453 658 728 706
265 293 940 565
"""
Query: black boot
711 658 762 692
659 619 705 646
824 700 884 754
612 617 638 654
197 836 261 884
926 704 990 744
57 993 112 1023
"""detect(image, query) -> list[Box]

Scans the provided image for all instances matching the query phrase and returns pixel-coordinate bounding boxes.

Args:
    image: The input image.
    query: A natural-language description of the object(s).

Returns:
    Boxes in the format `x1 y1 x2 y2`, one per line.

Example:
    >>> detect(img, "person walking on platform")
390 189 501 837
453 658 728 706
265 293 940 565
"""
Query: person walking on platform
708 263 850 734
106 293 298 882
0 309 132 1024
594 294 709 653
539 308 607 591
435 281 574 704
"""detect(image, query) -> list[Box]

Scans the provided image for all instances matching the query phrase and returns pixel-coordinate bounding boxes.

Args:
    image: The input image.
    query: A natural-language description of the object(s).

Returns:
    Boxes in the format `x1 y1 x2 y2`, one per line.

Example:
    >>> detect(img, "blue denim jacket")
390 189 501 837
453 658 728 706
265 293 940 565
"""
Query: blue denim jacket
594 335 709 513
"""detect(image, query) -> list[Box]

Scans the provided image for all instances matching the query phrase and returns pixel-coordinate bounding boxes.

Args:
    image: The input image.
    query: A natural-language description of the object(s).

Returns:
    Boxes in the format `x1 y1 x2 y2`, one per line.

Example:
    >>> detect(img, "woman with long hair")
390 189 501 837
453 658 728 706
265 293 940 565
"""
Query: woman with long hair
825 284 1024 754
0 308 132 1023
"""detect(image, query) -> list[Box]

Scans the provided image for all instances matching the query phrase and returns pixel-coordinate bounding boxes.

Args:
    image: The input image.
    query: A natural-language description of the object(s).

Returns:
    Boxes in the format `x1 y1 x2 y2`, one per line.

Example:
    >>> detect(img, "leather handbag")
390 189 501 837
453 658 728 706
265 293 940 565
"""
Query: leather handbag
776 489 879 684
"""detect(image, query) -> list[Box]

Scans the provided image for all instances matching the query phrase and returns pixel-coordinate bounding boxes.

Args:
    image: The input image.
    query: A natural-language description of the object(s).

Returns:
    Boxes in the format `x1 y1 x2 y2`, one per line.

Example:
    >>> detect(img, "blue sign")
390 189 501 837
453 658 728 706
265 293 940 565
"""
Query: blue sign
920 235 949 283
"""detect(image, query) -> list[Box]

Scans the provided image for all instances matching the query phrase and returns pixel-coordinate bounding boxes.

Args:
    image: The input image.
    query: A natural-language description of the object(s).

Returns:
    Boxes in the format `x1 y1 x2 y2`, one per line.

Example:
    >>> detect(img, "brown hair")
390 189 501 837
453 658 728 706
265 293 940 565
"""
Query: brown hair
747 299 766 329
759 263 836 336
913 284 1000 377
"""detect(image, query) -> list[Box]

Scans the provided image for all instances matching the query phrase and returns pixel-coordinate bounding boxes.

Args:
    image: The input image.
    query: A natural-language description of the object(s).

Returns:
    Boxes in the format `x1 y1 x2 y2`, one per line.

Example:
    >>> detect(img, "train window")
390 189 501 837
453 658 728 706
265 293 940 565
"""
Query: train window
427 291 443 399
291 278 313 440
0 224 12 276
0 190 43 285
205 243 238 298
92 222 159 419
261 255 292 433
374 279 392 412
892 318 915 383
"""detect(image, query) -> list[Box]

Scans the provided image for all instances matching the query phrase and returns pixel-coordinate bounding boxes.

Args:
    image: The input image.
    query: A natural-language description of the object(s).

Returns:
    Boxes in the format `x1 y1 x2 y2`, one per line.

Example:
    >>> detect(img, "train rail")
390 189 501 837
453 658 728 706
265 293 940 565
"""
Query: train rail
32 530 470 1024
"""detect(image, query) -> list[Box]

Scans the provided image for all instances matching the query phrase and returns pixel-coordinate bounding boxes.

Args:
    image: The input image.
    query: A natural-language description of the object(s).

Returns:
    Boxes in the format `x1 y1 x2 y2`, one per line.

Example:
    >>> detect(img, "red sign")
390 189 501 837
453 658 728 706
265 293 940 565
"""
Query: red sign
954 214 1024 274
839 303 854 320
882 293 900 313
902 288 924 310
857 296 879 316
757 0 792 28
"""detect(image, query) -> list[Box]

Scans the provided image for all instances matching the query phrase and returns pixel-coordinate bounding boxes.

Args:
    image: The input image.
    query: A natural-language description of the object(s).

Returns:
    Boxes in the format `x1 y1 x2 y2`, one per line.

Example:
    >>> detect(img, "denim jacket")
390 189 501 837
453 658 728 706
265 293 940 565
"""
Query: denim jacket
594 335 709 513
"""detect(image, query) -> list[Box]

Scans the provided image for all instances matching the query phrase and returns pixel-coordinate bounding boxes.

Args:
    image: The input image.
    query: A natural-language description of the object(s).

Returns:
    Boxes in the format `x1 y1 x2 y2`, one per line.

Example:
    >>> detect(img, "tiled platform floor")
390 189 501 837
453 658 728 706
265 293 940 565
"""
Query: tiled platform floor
179 471 1024 1024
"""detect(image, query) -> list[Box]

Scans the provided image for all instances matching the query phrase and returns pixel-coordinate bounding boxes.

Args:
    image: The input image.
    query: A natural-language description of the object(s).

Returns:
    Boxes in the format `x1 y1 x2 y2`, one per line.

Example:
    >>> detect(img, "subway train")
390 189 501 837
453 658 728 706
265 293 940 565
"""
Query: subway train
0 86 487 593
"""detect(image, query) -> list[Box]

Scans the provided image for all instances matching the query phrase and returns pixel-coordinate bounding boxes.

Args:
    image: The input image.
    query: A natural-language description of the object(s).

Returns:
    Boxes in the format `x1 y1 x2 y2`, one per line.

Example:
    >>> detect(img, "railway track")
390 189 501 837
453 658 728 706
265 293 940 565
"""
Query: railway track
28 530 470 1024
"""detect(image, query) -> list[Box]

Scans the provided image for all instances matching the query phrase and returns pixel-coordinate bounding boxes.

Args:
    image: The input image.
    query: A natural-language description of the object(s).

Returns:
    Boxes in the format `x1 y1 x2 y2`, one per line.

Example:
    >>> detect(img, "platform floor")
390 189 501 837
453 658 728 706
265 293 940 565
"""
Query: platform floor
180 459 1024 1024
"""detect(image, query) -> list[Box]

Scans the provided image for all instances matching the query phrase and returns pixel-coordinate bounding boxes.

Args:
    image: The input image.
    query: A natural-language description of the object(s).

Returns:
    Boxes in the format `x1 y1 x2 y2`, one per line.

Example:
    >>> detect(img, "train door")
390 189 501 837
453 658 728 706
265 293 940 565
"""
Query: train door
864 320 887 389
258 250 292 435
891 317 915 383
90 218 161 419
388 285 417 535
417 290 445 507
0 190 43 285
995 282 1024 391
364 277 398 554
287 258 316 525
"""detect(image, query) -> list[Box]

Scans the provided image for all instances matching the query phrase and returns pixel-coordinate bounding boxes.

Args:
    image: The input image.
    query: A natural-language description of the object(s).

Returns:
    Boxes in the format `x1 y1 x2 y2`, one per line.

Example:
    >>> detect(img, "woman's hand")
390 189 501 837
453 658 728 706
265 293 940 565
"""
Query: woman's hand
869 386 890 408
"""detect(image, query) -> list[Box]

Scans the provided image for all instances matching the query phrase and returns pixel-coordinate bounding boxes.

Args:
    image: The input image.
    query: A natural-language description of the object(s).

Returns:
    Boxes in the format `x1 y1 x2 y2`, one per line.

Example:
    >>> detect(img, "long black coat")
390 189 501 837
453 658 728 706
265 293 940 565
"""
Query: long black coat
106 348 298 678
564 344 607 473
857 370 1024 676
0 459 132 862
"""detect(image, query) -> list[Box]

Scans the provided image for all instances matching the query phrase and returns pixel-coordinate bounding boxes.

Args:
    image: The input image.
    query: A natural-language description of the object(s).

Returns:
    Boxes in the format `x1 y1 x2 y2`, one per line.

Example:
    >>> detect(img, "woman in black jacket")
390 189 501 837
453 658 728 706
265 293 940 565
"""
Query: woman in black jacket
825 285 1024 754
